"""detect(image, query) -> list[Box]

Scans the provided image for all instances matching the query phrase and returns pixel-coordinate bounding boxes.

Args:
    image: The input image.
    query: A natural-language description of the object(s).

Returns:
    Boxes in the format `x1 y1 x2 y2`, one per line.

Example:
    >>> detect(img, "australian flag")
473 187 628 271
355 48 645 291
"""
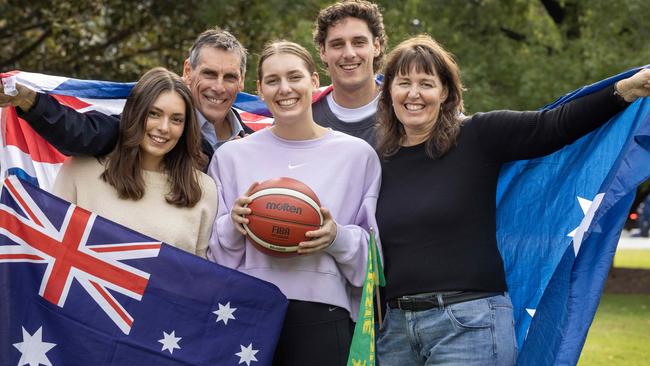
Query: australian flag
0 176 288 365
496 65 650 365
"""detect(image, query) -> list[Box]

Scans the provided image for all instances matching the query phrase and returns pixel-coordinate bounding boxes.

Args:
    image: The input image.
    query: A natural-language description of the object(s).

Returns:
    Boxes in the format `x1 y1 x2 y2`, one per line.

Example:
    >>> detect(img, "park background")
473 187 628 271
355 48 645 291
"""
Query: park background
2 0 650 364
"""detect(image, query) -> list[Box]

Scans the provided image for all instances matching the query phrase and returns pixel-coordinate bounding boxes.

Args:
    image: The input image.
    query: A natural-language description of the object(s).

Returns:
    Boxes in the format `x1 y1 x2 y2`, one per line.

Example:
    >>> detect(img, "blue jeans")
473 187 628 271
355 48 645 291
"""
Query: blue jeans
376 293 517 366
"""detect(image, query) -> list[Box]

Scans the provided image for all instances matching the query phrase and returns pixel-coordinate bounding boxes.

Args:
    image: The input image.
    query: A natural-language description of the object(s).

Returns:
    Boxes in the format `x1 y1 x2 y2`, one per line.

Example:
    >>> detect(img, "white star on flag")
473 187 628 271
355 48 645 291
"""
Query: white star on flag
235 343 259 365
567 194 604 256
158 330 182 354
13 326 57 366
526 308 536 317
213 302 237 325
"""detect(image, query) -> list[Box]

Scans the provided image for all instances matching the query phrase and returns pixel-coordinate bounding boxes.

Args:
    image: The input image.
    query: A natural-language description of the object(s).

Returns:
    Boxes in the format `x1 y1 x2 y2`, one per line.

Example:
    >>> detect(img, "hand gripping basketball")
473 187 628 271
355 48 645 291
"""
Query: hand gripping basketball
242 177 324 257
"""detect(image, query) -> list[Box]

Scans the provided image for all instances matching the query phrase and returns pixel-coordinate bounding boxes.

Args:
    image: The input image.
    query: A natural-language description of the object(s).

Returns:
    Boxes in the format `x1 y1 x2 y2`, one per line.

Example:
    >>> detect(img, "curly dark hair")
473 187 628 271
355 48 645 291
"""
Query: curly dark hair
313 0 387 72
377 35 465 159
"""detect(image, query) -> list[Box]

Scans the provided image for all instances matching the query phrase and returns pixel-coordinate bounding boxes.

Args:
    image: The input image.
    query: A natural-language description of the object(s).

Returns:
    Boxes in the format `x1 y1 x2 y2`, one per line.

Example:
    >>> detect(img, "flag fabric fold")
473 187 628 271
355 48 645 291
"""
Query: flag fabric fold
0 176 288 365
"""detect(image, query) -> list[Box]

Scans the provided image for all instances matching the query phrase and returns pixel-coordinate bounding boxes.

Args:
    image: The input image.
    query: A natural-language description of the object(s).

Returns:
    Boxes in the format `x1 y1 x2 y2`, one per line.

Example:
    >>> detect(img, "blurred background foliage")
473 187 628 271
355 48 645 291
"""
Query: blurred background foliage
2 0 649 113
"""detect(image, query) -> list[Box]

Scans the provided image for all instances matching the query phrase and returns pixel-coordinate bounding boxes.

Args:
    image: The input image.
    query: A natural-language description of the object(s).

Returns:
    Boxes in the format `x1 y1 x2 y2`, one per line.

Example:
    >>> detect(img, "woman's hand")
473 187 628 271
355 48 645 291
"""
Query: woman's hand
298 208 337 255
615 68 650 103
230 182 258 235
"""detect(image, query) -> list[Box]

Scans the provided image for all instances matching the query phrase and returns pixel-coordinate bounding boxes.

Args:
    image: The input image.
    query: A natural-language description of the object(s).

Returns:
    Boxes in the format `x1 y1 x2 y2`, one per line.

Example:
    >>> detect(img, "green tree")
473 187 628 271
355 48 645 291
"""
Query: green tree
197 0 331 92
0 0 207 81
2 0 648 112
378 0 650 112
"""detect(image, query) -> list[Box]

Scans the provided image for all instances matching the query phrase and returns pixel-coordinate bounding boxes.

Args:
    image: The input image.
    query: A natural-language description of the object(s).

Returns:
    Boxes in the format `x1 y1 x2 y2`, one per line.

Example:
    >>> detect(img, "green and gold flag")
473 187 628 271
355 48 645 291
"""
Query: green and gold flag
347 228 383 366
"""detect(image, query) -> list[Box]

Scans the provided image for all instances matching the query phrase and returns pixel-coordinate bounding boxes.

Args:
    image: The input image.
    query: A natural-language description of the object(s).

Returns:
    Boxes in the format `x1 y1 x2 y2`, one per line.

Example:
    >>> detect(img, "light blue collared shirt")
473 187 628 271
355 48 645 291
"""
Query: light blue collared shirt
197 109 244 150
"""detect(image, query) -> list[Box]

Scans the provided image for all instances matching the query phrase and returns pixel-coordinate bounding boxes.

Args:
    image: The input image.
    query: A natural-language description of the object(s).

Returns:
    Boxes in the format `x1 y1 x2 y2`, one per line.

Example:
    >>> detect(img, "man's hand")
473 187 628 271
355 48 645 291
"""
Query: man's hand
0 81 37 112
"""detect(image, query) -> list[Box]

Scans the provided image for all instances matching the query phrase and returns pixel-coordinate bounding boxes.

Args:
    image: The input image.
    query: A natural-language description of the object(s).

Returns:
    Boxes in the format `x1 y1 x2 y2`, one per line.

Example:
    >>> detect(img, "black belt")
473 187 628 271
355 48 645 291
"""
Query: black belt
387 291 503 311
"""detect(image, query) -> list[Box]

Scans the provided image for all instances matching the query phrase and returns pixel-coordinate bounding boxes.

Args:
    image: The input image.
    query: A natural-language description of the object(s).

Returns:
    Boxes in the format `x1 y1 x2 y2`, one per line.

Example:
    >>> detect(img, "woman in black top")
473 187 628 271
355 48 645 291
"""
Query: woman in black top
374 35 650 366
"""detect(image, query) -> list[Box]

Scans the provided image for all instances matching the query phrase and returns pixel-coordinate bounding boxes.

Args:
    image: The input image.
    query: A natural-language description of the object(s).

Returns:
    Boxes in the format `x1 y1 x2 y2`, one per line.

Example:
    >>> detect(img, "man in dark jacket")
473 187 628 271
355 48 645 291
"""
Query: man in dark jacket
0 27 253 166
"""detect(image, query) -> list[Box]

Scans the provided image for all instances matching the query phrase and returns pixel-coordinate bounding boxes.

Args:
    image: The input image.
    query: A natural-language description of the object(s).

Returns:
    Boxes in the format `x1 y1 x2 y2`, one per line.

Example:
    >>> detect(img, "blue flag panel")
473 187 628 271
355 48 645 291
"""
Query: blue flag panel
0 176 287 365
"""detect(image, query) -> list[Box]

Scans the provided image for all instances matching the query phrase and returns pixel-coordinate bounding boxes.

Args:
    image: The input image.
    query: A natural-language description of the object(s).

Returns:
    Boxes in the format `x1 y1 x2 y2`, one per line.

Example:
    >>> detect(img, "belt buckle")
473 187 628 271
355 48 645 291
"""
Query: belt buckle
396 296 413 310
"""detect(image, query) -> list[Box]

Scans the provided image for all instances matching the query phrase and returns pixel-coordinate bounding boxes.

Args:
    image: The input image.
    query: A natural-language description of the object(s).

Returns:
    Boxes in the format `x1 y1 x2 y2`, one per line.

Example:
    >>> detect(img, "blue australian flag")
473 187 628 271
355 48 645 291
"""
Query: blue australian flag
496 65 650 365
0 176 288 365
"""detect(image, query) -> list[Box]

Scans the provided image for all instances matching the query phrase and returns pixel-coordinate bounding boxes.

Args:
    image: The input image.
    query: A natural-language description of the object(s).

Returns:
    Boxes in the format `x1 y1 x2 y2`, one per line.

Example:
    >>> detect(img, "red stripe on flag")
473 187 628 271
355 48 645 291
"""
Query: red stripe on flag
239 111 267 122
0 71 19 78
312 86 333 103
6 177 43 227
0 254 44 261
90 243 161 253
91 280 134 327
52 95 92 110
2 107 67 164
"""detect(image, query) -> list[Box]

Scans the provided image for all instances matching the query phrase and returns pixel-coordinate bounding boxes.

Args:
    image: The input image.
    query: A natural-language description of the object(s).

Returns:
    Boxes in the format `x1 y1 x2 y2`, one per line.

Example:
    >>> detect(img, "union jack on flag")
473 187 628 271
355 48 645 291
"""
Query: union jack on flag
0 176 287 365
0 175 162 335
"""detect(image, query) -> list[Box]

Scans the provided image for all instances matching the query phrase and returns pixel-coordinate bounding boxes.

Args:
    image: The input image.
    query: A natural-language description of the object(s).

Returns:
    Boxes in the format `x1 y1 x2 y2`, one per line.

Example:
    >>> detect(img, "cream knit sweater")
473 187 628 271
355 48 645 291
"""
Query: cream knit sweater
53 157 217 258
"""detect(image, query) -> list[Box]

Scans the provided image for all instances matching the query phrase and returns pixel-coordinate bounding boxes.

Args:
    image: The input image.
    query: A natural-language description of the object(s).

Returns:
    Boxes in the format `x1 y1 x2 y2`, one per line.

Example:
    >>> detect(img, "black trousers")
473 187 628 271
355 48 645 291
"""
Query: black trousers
273 300 354 366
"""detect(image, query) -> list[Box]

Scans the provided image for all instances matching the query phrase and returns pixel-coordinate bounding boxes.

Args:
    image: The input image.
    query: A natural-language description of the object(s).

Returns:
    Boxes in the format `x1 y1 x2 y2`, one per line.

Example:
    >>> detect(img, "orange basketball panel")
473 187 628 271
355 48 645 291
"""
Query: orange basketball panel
248 194 321 226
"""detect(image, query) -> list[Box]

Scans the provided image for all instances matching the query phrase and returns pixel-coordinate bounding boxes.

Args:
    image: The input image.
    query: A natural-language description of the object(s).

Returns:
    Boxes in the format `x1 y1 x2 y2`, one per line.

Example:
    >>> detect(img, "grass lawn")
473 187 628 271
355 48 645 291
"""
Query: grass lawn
579 294 650 365
613 249 650 269
578 248 650 365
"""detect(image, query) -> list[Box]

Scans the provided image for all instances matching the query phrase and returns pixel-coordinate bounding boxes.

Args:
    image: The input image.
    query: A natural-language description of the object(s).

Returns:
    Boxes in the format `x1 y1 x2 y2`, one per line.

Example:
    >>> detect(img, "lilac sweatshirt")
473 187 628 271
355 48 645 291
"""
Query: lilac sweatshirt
207 128 381 319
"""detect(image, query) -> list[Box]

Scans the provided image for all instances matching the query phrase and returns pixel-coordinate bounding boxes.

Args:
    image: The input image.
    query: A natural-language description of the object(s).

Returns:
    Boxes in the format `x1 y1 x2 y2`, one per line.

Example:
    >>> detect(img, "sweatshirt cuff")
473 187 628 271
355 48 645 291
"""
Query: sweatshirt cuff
324 223 356 262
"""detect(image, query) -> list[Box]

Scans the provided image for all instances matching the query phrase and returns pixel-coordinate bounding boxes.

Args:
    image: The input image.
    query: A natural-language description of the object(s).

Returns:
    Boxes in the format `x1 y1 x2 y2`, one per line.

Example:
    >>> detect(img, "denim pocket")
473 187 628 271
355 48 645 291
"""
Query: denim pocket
446 299 493 329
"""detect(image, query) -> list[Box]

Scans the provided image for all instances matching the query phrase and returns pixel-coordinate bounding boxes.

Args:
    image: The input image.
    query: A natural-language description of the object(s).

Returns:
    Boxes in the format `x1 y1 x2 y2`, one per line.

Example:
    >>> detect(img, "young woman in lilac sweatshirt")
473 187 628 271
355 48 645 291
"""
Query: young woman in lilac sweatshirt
207 41 381 366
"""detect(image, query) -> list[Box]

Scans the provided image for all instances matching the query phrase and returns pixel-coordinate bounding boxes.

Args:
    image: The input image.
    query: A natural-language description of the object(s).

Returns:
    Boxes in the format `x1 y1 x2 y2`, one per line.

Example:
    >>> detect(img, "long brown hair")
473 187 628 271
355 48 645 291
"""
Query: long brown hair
101 67 206 207
377 35 464 159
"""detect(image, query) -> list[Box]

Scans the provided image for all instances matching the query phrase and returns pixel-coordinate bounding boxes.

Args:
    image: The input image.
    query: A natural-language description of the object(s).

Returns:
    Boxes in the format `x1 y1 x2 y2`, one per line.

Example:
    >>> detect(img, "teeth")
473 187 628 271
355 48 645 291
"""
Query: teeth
405 104 425 111
340 64 360 71
149 135 168 143
277 98 298 106
206 96 226 104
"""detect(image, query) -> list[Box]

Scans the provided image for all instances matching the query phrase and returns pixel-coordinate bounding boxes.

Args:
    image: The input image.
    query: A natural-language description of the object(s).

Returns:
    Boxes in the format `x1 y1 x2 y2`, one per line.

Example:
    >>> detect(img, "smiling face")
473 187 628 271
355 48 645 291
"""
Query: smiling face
257 53 319 125
139 91 186 171
319 17 379 93
183 47 244 124
390 67 448 144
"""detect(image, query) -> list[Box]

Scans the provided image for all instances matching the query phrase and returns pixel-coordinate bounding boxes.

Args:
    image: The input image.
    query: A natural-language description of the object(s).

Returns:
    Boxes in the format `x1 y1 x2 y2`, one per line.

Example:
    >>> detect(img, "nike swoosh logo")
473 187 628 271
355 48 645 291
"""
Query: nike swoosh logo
288 163 307 170
328 306 338 312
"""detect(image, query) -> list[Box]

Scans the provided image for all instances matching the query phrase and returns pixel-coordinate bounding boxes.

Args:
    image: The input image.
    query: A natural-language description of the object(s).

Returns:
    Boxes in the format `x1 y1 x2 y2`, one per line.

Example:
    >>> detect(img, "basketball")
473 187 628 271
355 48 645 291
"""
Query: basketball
243 177 323 257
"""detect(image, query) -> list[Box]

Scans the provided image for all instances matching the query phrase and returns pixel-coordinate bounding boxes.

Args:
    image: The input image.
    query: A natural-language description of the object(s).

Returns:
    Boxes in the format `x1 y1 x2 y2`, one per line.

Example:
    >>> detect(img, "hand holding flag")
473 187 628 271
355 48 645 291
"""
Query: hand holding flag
0 75 37 111
614 68 650 102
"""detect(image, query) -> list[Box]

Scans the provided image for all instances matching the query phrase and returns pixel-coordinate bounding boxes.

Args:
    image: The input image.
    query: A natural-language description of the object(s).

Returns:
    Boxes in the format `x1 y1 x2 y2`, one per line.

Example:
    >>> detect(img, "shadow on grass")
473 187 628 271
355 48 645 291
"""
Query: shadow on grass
605 268 650 294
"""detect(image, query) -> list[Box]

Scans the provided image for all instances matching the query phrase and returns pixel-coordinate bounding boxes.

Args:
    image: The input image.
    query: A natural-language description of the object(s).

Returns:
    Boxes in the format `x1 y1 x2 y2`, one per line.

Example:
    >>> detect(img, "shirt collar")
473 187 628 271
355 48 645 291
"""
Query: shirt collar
196 109 244 149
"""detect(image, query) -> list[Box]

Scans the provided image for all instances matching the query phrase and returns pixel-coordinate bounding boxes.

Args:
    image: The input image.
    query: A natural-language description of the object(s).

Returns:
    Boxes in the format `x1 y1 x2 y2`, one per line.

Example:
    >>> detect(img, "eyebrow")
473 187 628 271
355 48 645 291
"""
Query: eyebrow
150 105 185 115
264 69 304 79
328 35 370 44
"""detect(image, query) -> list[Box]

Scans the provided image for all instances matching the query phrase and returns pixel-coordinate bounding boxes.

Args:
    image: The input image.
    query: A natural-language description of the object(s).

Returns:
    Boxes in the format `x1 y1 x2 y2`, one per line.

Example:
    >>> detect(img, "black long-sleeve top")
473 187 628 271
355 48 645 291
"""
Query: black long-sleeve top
17 93 254 168
376 85 630 301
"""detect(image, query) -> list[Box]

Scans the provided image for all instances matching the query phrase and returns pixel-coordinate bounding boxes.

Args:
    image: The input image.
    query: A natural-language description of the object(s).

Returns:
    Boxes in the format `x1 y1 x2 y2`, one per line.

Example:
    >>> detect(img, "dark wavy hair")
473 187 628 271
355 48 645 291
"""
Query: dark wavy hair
377 35 465 159
101 67 207 207
313 0 387 72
